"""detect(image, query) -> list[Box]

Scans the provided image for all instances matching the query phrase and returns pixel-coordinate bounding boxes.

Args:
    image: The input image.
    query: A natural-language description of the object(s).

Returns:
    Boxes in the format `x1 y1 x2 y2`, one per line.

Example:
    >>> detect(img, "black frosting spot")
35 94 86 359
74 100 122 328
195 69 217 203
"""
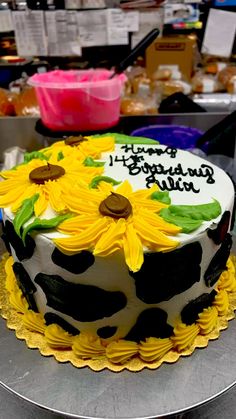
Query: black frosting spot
35 273 127 322
13 262 38 312
208 211 231 245
204 233 232 287
181 290 217 325
4 221 35 261
1 221 11 254
51 248 95 274
97 326 117 339
125 308 173 342
130 242 202 304
44 312 80 336
226 173 236 231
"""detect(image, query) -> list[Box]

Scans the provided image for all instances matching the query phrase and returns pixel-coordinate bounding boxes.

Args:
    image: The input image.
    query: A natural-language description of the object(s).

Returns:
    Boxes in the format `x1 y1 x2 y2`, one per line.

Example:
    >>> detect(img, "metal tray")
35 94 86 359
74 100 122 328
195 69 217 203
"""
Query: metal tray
0 311 236 419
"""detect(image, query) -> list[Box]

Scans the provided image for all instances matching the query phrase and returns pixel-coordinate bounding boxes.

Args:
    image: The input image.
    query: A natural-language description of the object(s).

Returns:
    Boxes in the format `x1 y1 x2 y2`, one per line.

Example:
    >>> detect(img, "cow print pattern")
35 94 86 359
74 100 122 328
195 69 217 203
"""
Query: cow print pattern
44 312 80 335
125 308 173 342
4 221 35 261
35 272 127 322
181 290 217 325
204 233 232 287
13 262 38 312
130 242 203 304
97 326 118 339
207 211 231 245
51 248 95 274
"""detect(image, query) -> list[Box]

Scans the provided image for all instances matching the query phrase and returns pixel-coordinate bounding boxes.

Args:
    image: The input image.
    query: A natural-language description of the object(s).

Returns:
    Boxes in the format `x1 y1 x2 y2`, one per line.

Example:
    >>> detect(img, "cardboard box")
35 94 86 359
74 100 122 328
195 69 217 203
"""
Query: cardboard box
146 36 196 81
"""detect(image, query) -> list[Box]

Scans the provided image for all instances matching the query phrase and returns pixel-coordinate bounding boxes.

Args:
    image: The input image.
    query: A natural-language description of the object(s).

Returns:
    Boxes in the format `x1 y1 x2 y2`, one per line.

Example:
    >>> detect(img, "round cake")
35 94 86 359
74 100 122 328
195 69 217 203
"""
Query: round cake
0 133 235 368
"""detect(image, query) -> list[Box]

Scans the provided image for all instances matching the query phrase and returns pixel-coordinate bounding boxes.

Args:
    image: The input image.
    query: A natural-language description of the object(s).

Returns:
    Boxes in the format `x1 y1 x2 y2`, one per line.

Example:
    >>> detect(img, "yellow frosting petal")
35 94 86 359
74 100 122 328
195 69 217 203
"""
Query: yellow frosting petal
94 219 126 257
10 184 39 213
218 258 236 292
213 289 229 316
45 324 74 348
0 184 27 208
137 208 181 235
9 290 28 314
172 323 200 352
34 189 48 217
197 306 218 335
133 216 179 252
123 222 144 272
106 340 139 364
23 310 46 334
55 217 109 252
72 333 105 359
4 256 14 292
115 180 133 197
131 183 159 200
134 198 167 212
58 214 99 234
46 181 67 213
139 337 173 362
62 194 98 214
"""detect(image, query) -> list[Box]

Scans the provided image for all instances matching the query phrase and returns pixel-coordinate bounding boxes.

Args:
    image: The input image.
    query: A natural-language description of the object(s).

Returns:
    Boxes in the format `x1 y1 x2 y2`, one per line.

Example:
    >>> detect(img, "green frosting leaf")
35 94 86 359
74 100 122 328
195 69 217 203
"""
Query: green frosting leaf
159 199 221 234
89 176 121 189
13 194 39 237
24 151 49 163
167 199 221 221
91 133 158 145
83 157 105 167
151 191 171 204
159 208 202 233
57 151 64 161
22 214 72 245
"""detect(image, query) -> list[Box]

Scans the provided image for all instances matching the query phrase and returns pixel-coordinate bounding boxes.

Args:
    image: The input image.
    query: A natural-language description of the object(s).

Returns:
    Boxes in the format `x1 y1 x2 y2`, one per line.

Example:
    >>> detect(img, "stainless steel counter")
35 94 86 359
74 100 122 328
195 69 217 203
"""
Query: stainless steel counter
0 112 230 162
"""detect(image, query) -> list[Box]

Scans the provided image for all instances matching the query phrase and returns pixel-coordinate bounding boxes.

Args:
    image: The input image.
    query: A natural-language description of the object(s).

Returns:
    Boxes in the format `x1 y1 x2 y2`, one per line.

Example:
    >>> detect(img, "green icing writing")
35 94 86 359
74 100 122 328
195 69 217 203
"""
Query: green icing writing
159 208 202 233
91 133 158 145
83 157 105 167
57 151 64 161
167 200 221 221
22 214 71 245
24 151 49 163
151 191 171 204
89 176 121 189
13 194 39 237
159 199 221 233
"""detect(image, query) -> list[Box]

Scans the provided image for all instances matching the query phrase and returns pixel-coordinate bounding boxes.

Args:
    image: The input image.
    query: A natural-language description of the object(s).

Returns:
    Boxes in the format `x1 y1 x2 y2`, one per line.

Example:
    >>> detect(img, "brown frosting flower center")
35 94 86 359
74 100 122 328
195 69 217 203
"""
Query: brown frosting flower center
99 193 132 219
65 135 88 146
29 164 65 184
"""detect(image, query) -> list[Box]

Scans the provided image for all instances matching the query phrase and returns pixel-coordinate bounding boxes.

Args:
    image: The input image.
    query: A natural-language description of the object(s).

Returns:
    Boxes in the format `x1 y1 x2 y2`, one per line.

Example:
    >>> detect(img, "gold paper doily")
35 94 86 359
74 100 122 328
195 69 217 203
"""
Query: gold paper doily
1 254 236 372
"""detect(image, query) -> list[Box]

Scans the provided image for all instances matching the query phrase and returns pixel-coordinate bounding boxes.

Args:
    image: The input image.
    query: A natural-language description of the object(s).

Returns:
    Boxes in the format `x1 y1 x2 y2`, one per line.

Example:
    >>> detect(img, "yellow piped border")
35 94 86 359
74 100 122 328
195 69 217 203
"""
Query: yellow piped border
0 253 236 372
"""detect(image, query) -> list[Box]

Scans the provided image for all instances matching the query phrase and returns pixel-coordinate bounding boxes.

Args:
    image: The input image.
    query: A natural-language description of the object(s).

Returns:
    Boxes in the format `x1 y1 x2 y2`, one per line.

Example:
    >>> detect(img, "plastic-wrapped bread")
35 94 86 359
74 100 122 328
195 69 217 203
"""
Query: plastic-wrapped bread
227 75 236 94
218 66 236 88
191 74 224 93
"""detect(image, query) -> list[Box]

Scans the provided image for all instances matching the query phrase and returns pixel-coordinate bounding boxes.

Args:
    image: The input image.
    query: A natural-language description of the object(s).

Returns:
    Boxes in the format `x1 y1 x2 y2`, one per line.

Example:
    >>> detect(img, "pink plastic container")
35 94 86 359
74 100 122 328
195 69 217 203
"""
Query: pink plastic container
28 69 126 132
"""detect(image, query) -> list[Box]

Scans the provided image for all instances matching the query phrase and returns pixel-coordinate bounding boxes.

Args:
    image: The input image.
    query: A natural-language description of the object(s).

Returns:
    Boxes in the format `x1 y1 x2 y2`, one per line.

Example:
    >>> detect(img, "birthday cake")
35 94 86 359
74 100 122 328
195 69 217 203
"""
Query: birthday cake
0 133 235 369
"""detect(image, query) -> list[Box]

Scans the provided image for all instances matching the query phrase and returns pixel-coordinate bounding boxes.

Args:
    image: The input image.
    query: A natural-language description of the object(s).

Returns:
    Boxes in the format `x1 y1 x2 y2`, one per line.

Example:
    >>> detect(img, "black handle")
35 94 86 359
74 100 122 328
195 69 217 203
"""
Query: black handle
110 28 160 78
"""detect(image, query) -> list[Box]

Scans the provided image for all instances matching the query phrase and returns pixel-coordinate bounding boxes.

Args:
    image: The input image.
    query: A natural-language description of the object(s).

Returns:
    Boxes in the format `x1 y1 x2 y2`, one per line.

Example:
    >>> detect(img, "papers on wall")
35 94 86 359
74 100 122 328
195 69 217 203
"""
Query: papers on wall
123 11 139 32
65 0 82 8
107 9 128 45
0 10 13 33
46 10 81 56
12 11 47 56
82 0 106 7
201 8 236 58
131 9 163 48
77 10 107 46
